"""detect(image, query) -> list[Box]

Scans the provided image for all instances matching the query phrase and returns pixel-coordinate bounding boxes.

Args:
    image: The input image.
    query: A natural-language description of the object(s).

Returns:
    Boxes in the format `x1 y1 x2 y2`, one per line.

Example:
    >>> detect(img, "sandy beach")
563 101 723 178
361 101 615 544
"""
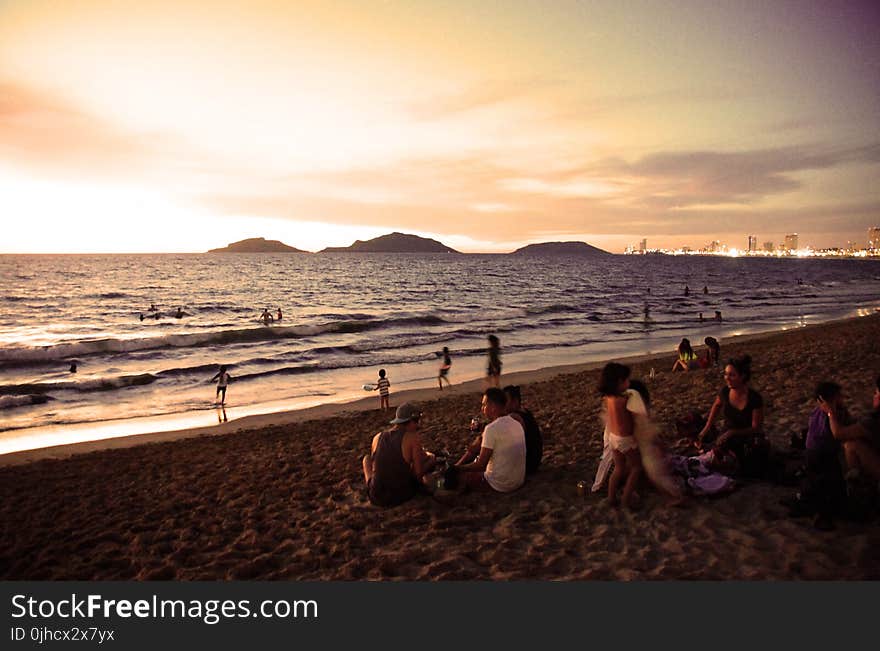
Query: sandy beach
1 314 879 580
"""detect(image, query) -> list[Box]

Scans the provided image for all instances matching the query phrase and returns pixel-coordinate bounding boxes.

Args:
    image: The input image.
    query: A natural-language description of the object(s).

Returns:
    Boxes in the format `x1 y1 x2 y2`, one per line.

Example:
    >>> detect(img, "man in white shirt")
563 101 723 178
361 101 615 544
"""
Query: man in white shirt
455 388 526 492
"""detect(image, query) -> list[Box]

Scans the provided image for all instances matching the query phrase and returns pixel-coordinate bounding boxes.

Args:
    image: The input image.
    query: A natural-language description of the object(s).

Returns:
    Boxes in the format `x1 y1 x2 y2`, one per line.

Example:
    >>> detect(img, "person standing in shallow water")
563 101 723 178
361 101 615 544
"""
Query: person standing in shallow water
211 365 231 405
486 335 502 388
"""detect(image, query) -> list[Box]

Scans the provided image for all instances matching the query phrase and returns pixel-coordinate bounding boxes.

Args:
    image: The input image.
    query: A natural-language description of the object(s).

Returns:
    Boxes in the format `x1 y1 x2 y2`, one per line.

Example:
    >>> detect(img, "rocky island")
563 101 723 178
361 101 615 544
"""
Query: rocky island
320 232 459 254
208 238 308 253
510 241 612 256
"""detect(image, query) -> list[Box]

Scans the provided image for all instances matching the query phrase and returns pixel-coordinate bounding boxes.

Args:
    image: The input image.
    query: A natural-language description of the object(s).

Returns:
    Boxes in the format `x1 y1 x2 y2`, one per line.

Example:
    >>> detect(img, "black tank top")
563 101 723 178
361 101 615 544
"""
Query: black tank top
368 428 417 506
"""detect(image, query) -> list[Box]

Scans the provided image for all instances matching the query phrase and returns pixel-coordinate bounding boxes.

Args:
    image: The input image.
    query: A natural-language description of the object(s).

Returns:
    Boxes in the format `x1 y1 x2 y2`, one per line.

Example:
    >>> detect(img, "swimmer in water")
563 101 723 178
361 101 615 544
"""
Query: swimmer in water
276 307 282 322
139 313 145 321
148 303 157 311
175 307 184 319
69 362 77 373
684 285 690 296
714 310 722 322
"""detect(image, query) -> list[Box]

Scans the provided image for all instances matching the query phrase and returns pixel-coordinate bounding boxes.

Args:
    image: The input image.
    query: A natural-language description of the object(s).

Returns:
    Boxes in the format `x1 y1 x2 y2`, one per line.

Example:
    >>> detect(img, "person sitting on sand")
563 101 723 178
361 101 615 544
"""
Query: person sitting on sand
486 335 502 388
504 385 543 475
598 362 642 508
454 388 526 492
785 381 851 530
438 347 452 390
703 337 721 367
697 355 765 470
819 374 880 484
210 365 232 405
362 402 437 507
672 338 699 372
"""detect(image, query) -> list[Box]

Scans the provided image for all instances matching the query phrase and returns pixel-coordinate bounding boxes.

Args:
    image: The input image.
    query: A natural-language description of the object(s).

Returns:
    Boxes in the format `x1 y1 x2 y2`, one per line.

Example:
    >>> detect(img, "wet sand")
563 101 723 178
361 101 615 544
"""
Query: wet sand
1 314 879 580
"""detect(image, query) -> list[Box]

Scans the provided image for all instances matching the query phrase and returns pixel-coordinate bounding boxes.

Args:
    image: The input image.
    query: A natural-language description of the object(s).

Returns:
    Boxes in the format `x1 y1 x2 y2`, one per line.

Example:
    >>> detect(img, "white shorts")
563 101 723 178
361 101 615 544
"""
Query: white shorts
608 432 638 453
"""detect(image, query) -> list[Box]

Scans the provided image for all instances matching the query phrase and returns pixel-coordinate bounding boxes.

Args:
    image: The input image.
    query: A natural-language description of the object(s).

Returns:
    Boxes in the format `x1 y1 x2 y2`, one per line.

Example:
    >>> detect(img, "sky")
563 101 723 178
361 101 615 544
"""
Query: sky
1 0 878 253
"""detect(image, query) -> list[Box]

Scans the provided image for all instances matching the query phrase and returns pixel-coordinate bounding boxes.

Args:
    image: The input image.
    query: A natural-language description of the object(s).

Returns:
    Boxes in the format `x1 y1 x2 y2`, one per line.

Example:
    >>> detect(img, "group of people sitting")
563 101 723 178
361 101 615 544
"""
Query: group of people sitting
362 354 880 529
597 354 880 526
671 336 720 372
362 385 543 507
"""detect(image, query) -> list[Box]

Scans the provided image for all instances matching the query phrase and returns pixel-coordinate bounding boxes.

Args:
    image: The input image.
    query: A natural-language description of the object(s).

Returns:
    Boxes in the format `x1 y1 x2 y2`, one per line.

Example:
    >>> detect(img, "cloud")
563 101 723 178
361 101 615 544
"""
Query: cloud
0 79 214 184
589 143 880 208
196 140 880 245
406 77 560 120
0 80 151 175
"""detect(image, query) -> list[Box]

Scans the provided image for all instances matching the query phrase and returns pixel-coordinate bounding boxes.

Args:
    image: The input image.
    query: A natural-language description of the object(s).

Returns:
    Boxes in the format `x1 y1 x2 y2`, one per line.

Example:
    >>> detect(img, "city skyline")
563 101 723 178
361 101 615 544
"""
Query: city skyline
628 225 880 256
1 1 879 254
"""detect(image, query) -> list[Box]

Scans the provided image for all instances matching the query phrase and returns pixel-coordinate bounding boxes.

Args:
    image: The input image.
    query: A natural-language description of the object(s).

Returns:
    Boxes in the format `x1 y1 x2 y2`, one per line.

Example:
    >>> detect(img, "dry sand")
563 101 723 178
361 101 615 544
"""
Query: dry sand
1 315 879 580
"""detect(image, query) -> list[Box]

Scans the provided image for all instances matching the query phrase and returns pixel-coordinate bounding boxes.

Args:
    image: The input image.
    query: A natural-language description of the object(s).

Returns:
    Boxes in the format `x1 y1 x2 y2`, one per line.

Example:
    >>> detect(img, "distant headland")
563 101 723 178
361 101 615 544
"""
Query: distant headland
208 238 308 253
320 232 459 254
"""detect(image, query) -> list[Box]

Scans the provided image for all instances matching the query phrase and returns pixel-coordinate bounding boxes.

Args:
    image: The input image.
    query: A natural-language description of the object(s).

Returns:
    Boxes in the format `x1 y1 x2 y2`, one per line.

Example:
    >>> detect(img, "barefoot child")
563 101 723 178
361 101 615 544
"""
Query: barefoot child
598 362 642 508
376 369 391 411
210 365 231 405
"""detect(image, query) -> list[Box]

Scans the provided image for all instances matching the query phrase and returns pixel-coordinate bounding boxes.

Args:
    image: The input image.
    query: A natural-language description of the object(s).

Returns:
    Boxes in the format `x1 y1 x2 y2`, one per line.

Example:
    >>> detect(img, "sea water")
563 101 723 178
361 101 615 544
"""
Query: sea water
1 252 879 453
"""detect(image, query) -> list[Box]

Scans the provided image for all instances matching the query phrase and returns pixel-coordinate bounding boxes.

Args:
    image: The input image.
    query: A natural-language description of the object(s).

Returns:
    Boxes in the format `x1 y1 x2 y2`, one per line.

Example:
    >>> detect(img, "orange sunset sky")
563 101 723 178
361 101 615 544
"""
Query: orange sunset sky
1 0 878 253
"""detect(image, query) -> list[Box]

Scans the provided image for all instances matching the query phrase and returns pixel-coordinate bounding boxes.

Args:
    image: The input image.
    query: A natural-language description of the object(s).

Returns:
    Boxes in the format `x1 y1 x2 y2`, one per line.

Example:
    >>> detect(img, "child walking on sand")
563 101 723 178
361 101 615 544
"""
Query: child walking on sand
598 362 642 508
376 369 391 411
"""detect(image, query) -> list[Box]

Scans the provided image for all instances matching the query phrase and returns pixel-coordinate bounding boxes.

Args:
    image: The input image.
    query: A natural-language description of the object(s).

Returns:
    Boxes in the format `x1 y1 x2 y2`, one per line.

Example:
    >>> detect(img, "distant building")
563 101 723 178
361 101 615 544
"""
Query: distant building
747 235 757 252
784 233 798 252
763 241 774 252
639 238 647 253
869 226 880 251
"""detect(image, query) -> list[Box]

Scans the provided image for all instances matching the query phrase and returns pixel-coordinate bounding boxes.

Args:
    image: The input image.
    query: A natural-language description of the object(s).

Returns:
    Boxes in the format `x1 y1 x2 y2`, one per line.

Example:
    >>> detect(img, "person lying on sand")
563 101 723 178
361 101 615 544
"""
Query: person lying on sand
362 402 437 507
697 355 766 472
819 374 880 484
454 388 525 492
599 363 642 508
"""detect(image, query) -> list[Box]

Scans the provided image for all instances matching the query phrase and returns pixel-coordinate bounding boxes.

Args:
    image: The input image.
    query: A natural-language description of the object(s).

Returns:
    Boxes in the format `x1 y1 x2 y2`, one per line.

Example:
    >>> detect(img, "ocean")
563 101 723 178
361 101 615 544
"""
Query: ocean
1 252 879 454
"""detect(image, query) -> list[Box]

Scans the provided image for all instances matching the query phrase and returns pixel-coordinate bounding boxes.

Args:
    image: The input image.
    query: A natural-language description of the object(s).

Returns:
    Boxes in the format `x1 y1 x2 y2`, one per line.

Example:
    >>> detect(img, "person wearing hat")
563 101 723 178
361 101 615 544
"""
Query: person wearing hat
362 402 437 507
